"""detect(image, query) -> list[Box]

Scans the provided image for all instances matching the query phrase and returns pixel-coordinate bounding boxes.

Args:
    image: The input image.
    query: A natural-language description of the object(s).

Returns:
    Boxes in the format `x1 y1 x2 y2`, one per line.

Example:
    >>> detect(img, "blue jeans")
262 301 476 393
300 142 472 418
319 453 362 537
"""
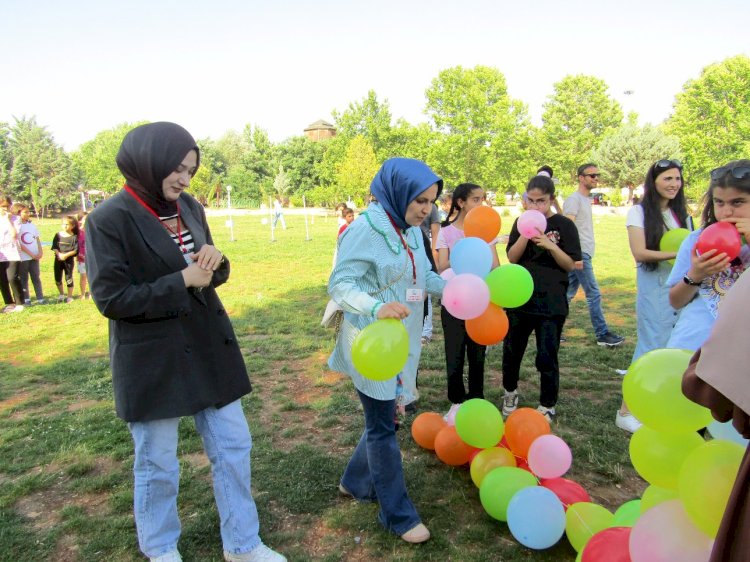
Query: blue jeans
422 296 433 338
341 390 421 536
566 253 609 338
128 400 261 558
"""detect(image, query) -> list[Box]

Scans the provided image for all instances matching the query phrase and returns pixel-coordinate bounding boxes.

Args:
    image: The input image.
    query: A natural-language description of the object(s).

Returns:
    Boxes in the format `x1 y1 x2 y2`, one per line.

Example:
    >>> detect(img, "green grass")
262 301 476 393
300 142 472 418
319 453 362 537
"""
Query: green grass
0 207 642 561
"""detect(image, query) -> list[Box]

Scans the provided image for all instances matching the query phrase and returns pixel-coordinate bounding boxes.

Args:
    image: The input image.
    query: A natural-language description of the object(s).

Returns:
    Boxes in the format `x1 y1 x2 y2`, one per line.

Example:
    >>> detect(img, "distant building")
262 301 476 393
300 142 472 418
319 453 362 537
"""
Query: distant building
304 119 336 141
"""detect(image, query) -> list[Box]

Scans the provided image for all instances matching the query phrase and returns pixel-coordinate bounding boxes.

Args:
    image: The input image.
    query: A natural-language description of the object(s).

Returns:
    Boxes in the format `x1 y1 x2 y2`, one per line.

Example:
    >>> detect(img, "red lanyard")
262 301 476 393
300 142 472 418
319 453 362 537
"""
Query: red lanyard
123 185 187 254
386 213 417 285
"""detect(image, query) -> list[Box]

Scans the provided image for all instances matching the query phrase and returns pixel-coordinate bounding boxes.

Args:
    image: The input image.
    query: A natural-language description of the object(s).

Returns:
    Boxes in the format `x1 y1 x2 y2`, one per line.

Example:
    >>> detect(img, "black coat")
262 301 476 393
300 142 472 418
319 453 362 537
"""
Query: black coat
86 190 251 422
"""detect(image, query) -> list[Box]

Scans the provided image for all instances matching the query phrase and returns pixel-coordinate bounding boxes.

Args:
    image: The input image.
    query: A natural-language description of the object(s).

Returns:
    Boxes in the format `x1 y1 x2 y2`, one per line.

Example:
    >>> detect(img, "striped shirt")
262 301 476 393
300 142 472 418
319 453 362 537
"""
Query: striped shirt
160 213 195 254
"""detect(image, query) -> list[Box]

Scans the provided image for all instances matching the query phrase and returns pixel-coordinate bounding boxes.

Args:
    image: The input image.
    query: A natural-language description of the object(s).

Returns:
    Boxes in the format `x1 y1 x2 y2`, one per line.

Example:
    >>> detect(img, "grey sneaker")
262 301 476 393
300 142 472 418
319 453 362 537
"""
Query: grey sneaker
596 331 625 347
537 405 556 422
224 543 287 562
502 391 519 416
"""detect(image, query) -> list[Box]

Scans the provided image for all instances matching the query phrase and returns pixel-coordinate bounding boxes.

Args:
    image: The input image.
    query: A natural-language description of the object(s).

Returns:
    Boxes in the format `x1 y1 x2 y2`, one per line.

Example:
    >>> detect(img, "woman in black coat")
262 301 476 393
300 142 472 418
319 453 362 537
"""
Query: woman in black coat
86 122 285 562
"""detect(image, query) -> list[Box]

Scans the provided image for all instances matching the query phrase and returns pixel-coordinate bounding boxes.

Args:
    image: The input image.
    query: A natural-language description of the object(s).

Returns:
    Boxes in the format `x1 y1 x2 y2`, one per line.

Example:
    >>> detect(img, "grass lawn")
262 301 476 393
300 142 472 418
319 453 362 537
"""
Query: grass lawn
0 208 641 561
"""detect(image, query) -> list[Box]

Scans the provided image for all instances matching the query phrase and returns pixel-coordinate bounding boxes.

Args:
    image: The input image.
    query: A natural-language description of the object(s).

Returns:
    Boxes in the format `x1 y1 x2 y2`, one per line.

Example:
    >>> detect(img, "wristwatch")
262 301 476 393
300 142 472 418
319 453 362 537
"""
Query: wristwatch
683 275 702 286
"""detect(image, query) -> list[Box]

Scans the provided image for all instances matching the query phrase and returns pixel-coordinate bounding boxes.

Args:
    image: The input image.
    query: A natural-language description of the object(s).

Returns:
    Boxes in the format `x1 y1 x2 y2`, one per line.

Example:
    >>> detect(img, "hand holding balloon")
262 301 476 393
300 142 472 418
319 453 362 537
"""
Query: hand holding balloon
376 302 411 320
517 210 547 239
695 222 741 261
687 245 731 283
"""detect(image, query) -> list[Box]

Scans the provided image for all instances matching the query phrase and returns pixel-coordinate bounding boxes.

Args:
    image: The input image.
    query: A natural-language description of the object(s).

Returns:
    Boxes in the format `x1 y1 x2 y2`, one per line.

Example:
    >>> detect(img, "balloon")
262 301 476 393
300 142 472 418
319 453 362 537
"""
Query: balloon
678 439 745 537
505 407 551 458
640 485 678 514
612 500 641 527
581 527 631 562
465 205 502 243
410 412 447 450
466 303 509 346
622 348 713 433
528 434 572 479
479 466 537 521
450 236 493 277
659 227 690 264
440 267 456 281
629 500 714 562
517 209 548 239
442 273 491 320
541 477 591 509
707 420 750 446
433 425 474 466
455 398 505 449
470 447 516 487
629 426 704 489
507 486 566 549
485 264 534 309
695 221 741 261
351 319 409 381
565 502 614 552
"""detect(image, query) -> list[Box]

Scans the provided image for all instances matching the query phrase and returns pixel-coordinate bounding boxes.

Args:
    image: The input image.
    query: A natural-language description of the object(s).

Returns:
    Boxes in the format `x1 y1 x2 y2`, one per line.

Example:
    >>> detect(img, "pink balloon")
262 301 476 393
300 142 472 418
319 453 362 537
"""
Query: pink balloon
440 268 456 281
528 434 572 479
442 273 490 320
629 500 714 562
517 210 547 239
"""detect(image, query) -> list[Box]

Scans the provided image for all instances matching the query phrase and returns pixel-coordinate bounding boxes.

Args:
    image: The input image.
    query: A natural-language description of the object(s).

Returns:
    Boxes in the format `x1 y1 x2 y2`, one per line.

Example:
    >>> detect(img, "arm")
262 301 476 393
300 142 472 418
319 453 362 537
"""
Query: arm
506 221 529 264
189 200 228 285
669 246 731 309
430 221 440 264
532 231 576 271
627 225 676 263
437 247 450 273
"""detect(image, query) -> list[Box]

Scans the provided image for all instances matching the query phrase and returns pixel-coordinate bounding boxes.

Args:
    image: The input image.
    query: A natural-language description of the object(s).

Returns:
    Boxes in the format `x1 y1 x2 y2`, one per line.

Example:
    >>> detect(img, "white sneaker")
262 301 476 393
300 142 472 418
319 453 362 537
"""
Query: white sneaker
150 551 182 562
502 391 518 416
443 403 460 424
224 543 287 562
537 405 556 422
616 411 642 433
9 304 24 313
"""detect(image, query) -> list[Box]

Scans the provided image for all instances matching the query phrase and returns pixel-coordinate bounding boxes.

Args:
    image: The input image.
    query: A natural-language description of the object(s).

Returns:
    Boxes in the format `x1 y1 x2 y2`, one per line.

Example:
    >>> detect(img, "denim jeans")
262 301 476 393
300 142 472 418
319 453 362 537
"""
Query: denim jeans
566 253 609 338
341 390 421 536
128 400 261 558
422 296 433 338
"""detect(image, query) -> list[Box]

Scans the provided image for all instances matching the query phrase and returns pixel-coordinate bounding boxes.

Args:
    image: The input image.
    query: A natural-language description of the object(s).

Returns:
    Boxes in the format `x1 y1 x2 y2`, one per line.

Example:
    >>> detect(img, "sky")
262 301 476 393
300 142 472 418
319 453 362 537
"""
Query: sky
1 0 748 151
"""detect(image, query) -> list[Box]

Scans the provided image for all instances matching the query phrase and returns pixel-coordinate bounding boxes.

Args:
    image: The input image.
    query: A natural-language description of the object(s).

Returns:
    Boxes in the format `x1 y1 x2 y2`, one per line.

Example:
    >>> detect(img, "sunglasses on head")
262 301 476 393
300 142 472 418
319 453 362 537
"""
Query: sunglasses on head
710 165 750 181
654 159 682 171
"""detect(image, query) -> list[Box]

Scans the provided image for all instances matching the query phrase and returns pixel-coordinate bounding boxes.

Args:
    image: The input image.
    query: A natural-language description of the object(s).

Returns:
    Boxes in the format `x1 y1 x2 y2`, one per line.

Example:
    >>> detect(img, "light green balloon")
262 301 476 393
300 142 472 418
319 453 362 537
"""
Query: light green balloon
629 426 704 489
640 484 678 513
485 264 534 308
351 319 409 381
660 227 691 264
612 499 641 527
479 467 537 522
455 398 504 449
565 502 613 552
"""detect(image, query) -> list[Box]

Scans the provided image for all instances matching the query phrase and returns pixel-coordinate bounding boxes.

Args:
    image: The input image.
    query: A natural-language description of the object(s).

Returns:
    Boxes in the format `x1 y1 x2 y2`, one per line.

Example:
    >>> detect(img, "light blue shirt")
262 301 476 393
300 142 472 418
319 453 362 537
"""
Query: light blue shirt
328 203 445 403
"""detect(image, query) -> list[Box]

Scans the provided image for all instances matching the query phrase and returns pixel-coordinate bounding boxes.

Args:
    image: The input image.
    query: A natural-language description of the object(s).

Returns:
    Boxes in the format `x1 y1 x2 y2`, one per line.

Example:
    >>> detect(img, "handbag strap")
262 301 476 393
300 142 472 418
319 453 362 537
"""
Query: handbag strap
369 251 409 298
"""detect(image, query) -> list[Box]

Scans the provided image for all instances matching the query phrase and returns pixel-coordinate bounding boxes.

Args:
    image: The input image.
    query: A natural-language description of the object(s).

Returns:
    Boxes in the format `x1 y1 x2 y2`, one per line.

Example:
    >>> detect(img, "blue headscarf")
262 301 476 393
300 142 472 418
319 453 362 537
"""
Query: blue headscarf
369 158 443 230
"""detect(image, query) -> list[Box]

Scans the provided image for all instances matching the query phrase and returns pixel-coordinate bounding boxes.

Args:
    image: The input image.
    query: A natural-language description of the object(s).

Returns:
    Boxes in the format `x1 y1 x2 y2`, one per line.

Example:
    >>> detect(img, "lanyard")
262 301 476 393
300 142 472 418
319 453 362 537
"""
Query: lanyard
123 185 187 253
386 213 417 285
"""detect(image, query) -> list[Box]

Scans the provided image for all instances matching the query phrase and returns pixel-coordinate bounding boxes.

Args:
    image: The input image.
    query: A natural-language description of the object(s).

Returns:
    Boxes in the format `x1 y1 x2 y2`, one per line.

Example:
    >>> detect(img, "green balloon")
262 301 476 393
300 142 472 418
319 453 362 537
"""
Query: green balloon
629 426 704 489
622 349 713 433
565 502 613 552
640 484 678 513
660 227 690 253
351 319 409 381
612 499 641 527
485 264 534 308
455 398 505 449
479 467 537 522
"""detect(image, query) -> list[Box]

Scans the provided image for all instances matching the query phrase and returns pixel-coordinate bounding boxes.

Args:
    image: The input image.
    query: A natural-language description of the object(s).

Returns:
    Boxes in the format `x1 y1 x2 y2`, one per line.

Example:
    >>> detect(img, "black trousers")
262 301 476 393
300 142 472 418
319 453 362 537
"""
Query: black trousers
54 257 75 287
502 311 566 408
0 261 23 305
441 306 486 404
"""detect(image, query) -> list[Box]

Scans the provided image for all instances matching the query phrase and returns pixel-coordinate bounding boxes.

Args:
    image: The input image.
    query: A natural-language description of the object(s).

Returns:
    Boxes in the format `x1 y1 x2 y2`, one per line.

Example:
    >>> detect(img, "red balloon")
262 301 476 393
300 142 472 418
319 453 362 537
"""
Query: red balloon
695 222 741 261
581 526 632 562
541 477 591 510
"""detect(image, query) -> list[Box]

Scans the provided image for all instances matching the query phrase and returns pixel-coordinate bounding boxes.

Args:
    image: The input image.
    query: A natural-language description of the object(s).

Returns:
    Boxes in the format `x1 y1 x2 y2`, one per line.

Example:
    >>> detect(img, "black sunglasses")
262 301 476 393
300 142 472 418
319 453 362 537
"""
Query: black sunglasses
654 159 682 171
583 173 600 179
710 165 750 181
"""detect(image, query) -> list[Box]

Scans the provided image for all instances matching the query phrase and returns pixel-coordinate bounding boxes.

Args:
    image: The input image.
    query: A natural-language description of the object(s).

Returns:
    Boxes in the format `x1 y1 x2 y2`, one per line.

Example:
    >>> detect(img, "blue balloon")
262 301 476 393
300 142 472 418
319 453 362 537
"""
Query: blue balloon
450 237 493 277
507 486 566 550
708 420 749 446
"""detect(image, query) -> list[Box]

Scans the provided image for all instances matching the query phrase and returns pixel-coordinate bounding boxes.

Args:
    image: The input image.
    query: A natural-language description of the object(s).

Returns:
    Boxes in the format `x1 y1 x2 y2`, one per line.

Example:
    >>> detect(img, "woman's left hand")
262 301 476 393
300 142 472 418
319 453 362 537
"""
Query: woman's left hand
191 244 224 271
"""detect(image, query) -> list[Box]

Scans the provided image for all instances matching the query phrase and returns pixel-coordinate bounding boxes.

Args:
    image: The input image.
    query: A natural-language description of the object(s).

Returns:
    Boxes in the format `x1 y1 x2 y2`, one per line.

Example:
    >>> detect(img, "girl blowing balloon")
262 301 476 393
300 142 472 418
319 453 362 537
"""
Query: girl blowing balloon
328 158 445 544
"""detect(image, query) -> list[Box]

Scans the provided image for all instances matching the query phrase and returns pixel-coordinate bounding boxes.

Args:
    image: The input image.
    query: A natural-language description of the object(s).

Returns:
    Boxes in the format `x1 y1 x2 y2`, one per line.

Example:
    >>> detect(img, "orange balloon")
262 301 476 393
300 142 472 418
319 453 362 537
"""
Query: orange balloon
411 412 447 450
434 426 474 466
464 206 502 243
466 304 509 345
504 408 551 459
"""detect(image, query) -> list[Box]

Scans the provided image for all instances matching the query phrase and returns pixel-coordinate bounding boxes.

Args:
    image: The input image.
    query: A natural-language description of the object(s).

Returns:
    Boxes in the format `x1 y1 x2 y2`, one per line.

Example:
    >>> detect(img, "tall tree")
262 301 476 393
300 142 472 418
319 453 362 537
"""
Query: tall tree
665 55 750 191
540 75 623 184
274 135 326 200
72 122 143 194
0 122 12 192
336 136 379 206
332 90 394 160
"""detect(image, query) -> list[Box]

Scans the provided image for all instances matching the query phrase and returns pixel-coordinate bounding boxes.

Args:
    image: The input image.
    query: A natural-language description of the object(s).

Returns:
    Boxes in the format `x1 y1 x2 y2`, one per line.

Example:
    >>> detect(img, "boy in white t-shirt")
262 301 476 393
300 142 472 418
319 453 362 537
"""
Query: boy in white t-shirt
16 204 45 304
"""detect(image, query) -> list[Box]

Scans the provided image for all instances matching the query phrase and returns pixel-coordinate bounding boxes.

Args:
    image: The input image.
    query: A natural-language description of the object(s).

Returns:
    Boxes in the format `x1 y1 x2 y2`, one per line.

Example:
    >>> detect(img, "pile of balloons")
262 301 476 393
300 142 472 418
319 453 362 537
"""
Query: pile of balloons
621 348 745 560
441 206 534 345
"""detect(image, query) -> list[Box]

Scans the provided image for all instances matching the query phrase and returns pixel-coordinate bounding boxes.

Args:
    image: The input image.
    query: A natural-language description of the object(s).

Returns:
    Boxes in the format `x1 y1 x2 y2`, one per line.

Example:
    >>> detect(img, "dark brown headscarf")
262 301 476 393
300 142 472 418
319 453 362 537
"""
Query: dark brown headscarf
116 122 200 216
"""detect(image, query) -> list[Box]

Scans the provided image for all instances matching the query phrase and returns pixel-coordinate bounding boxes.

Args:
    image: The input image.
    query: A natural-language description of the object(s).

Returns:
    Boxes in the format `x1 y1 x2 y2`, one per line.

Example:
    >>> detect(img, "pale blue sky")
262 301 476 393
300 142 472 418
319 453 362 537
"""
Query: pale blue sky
1 0 748 150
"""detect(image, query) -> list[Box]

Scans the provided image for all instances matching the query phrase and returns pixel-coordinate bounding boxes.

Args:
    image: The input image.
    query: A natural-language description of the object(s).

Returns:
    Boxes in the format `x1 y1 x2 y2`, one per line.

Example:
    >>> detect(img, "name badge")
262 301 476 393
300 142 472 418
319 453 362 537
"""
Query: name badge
406 288 424 302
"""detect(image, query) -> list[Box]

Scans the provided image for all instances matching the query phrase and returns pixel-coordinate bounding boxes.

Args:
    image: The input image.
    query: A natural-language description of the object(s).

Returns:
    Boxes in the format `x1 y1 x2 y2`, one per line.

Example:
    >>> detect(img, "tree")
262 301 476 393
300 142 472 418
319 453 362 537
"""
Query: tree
592 124 682 201
272 165 291 199
336 136 379 206
0 122 12 192
72 122 143 194
540 75 623 184
332 90 394 160
424 65 535 192
665 55 750 192
274 135 326 202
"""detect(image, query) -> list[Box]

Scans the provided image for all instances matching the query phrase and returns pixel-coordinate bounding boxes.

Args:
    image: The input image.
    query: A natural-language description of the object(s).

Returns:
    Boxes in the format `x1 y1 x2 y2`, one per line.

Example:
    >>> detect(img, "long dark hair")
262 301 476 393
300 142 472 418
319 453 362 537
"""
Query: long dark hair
441 183 482 227
640 162 689 271
700 159 750 228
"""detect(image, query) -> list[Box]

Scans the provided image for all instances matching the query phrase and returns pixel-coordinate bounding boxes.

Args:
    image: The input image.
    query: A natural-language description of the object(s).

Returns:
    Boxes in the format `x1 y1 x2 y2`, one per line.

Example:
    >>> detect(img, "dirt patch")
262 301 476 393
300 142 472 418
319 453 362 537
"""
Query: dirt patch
0 391 34 414
51 534 80 562
67 399 104 412
184 451 211 471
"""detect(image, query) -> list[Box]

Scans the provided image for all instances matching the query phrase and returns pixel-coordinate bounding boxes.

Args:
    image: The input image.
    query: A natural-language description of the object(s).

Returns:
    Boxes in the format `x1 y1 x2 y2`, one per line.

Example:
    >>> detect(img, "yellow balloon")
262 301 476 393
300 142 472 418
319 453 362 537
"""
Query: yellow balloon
678 440 745 537
351 319 409 381
469 447 516 487
565 502 613 552
640 484 678 513
629 426 704 489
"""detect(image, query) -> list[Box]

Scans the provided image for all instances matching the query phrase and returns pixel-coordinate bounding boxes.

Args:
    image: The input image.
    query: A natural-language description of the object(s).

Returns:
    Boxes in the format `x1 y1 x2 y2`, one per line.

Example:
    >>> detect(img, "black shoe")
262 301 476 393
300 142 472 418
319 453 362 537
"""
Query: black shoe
559 335 567 343
596 331 625 347
405 402 417 415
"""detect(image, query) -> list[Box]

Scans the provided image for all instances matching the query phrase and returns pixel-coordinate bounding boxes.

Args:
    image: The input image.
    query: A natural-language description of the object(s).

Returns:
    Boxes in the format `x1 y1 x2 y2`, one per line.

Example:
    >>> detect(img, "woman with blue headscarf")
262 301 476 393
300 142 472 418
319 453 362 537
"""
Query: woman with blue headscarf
328 158 445 543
